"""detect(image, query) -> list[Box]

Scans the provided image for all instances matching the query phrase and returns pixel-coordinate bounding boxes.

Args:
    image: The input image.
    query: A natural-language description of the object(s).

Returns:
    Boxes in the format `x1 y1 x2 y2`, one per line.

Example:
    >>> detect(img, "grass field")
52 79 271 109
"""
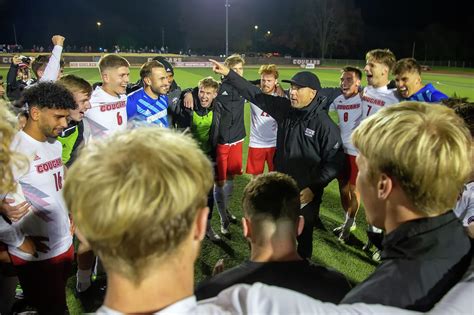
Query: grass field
2 66 473 313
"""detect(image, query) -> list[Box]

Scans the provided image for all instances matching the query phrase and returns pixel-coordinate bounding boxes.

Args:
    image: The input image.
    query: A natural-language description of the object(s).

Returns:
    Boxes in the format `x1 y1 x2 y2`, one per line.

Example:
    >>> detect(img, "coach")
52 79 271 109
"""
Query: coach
210 60 344 258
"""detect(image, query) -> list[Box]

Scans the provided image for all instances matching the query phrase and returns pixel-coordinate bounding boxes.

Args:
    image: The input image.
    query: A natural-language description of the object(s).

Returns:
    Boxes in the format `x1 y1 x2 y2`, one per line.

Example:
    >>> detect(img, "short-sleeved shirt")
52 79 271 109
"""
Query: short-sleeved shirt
127 87 169 128
329 94 362 156
7 131 72 261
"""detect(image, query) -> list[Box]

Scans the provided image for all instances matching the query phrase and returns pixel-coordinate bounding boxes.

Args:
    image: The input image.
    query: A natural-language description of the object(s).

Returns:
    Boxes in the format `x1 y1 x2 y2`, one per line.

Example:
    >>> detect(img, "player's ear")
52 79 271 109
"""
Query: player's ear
242 217 251 239
194 206 209 241
143 76 152 86
29 106 41 121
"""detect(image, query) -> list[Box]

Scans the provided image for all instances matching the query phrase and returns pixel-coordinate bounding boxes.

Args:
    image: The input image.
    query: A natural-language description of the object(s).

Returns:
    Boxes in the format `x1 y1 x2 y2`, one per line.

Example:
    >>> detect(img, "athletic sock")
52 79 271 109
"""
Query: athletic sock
223 180 234 205
344 216 355 228
76 268 92 292
213 184 228 224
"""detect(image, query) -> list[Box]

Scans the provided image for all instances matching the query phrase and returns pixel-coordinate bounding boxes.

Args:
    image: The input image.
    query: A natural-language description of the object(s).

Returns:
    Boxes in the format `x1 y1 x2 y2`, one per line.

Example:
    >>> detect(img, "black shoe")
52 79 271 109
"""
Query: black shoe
226 209 237 223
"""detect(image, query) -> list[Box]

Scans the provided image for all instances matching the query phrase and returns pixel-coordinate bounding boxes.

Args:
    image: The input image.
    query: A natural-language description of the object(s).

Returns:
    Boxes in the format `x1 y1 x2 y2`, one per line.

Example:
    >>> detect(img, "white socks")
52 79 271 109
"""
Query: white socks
214 184 228 223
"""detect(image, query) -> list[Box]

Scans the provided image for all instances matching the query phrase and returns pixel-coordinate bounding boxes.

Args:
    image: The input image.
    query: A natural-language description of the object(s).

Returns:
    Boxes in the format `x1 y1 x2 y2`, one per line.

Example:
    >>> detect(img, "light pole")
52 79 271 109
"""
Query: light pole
96 21 102 51
225 0 230 57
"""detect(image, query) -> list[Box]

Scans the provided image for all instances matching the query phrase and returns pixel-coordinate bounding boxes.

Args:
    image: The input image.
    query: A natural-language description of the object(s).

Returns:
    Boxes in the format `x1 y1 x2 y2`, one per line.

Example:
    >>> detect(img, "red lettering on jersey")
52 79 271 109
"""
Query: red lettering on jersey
36 158 63 174
100 101 126 112
336 104 360 110
362 95 385 107
261 111 270 117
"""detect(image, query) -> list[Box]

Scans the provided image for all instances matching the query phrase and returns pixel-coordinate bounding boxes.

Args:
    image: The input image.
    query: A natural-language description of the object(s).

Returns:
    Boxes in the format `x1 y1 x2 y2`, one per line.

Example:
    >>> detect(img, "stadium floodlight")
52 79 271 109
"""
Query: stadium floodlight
96 21 102 28
225 0 229 57
254 25 259 30
267 30 271 35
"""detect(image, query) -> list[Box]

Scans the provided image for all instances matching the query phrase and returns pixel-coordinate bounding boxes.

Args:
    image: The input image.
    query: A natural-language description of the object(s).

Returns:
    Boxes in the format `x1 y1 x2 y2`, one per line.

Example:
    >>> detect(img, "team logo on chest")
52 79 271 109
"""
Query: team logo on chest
304 128 315 137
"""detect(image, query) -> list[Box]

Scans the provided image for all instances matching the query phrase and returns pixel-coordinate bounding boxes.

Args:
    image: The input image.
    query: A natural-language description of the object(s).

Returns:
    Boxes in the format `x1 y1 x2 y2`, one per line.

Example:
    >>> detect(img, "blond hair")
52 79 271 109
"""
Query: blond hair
258 64 279 79
63 128 213 282
352 102 472 215
198 76 219 91
0 103 27 193
225 54 245 68
365 49 396 71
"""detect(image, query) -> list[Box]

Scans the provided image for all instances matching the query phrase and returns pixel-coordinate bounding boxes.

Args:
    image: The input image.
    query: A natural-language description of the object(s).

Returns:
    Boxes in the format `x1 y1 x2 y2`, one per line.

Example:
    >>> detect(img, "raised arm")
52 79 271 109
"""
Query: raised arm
210 59 290 121
40 35 65 82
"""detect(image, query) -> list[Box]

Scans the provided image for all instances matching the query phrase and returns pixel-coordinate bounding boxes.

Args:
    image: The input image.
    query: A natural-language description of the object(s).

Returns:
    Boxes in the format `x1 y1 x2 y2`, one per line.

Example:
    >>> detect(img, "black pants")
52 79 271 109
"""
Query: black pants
297 188 324 259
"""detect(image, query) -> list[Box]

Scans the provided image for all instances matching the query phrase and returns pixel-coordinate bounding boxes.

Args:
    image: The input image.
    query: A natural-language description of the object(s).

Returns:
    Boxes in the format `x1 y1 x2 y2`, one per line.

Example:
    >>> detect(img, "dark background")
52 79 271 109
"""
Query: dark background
0 0 473 61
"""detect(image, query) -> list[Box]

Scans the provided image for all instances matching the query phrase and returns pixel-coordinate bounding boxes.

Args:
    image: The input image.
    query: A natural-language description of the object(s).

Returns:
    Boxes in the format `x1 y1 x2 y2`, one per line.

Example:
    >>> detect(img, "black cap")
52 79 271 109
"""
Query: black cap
282 71 321 90
152 56 174 75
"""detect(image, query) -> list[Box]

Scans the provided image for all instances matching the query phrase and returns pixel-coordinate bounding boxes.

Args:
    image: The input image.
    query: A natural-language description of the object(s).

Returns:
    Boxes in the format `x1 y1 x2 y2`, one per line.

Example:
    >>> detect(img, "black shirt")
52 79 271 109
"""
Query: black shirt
341 211 472 311
196 259 352 303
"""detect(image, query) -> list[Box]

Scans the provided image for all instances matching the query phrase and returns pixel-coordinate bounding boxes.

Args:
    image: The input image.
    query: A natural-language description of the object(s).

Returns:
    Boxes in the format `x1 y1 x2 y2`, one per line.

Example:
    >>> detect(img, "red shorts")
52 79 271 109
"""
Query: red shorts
10 245 74 314
338 154 358 186
246 147 276 175
216 142 243 181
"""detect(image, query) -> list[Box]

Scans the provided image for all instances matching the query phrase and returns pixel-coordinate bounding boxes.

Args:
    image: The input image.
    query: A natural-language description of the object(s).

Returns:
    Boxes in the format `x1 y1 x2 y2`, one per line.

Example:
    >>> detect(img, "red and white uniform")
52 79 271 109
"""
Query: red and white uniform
249 103 277 148
7 131 72 261
361 86 400 119
84 86 127 140
329 94 362 156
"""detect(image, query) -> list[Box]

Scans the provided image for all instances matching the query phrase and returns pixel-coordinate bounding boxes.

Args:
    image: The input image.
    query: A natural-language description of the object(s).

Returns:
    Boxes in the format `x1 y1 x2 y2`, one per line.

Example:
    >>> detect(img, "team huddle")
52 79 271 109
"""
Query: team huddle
0 35 473 314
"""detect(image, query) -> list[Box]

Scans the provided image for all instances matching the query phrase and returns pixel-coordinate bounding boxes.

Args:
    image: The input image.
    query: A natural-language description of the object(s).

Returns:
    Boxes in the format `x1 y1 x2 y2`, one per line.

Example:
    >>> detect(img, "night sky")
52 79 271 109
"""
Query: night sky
0 0 473 60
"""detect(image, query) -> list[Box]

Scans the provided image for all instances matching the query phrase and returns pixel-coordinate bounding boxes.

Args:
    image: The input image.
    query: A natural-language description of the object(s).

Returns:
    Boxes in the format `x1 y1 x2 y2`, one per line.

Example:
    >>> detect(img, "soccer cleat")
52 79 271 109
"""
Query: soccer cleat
333 223 356 234
220 220 230 236
15 284 24 299
226 209 237 223
363 240 373 251
372 249 382 262
206 225 221 242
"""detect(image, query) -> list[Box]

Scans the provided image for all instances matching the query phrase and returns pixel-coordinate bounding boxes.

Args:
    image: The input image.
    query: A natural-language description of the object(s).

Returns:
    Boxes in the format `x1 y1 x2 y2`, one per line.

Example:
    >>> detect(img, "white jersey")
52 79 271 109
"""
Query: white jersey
84 86 127 139
454 182 474 227
249 103 277 148
329 94 362 156
7 131 72 261
361 85 401 119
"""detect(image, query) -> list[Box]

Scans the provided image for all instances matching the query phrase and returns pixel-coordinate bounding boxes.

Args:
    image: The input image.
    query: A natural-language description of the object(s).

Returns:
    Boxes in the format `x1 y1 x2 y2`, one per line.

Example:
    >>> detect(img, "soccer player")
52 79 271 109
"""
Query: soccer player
172 76 224 240
213 54 246 235
246 64 279 176
5 82 76 314
196 172 352 301
341 102 472 311
210 59 344 259
61 126 474 314
84 54 129 139
57 74 92 167
127 60 170 128
393 58 448 102
153 56 182 126
361 49 401 255
30 35 66 83
329 67 363 242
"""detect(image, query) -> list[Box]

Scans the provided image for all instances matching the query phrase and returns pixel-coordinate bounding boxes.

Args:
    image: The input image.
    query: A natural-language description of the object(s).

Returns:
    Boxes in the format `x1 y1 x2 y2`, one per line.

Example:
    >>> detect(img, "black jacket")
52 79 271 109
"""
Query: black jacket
215 78 246 144
172 87 223 160
341 211 472 311
6 64 29 103
225 70 344 192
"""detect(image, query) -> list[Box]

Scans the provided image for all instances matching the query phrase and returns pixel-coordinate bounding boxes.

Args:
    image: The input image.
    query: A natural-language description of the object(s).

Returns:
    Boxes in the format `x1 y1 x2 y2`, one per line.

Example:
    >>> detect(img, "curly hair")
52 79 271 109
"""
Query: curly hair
21 82 77 111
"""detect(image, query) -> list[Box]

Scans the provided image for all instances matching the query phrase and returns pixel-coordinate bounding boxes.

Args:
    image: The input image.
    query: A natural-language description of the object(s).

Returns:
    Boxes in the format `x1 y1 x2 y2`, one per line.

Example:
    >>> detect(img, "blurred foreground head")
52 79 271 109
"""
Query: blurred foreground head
64 128 213 283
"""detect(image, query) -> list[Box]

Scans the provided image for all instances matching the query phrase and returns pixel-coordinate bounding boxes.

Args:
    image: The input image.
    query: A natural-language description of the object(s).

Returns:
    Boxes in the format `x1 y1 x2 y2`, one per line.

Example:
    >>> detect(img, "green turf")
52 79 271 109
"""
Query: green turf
1 67 473 313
